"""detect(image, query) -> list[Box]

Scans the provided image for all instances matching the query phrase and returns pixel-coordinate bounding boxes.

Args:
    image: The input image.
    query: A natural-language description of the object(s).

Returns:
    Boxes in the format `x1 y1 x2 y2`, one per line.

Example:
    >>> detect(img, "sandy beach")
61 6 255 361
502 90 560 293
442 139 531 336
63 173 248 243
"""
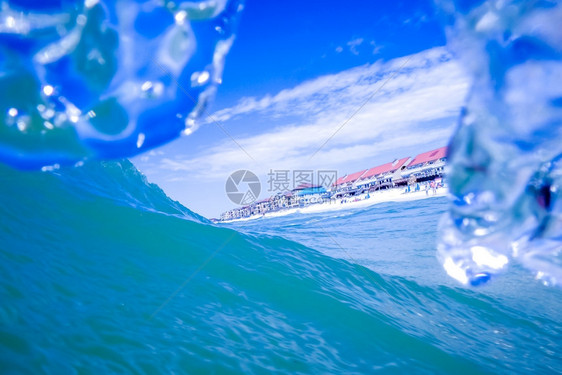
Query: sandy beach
221 187 447 223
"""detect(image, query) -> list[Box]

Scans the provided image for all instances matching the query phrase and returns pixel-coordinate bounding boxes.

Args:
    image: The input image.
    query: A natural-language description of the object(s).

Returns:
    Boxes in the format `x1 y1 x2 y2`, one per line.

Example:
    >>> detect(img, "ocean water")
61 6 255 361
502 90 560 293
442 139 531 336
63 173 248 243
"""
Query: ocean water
0 0 243 168
1 0 561 287
1 159 561 373
1 0 562 373
438 0 562 286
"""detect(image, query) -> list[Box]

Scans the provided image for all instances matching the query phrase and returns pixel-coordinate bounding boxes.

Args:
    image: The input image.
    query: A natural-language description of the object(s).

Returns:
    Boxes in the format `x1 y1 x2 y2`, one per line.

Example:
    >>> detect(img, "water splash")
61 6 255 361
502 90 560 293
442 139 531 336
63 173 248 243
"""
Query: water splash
0 0 243 169
437 0 562 287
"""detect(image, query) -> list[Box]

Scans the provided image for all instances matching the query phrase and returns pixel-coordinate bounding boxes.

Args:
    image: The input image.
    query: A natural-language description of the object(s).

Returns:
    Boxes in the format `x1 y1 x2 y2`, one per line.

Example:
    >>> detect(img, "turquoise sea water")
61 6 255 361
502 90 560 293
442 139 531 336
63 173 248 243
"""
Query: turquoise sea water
1 0 561 372
1 0 561 285
1 159 561 373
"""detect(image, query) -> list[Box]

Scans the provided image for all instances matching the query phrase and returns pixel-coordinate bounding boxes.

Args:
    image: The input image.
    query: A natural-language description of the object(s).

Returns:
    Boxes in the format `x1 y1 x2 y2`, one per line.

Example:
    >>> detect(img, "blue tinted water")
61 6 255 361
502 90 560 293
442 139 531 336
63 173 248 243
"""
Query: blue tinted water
1 160 560 373
1 0 562 372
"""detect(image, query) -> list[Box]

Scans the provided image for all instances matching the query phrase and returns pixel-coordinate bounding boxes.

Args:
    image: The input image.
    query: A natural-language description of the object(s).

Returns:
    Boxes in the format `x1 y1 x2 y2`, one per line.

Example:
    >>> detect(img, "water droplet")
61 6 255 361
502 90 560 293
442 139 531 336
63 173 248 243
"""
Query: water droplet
17 119 28 131
191 71 210 86
65 102 82 123
42 108 55 120
85 0 99 8
76 14 87 26
141 81 153 91
5 16 15 29
43 85 54 96
40 164 60 172
175 10 187 25
140 81 163 98
136 133 145 148
183 117 198 135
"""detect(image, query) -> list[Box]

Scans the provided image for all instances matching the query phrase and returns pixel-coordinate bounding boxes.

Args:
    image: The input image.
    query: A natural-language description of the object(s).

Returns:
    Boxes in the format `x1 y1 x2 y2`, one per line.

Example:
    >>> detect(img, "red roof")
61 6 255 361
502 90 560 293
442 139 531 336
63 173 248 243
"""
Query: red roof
410 147 447 166
331 147 446 187
361 157 409 179
341 169 367 184
334 176 347 186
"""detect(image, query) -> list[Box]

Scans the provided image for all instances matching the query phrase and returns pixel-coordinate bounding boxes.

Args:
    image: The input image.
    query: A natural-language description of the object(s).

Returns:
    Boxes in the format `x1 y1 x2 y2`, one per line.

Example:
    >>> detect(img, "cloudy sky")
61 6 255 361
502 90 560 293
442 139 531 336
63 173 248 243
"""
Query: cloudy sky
132 0 470 218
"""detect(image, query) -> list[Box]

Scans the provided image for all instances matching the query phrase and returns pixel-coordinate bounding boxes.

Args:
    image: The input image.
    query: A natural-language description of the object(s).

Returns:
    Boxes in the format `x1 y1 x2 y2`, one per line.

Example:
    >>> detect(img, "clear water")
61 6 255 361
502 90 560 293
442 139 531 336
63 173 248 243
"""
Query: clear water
1 0 562 373
0 0 242 168
438 0 562 286
1 160 561 373
1 0 561 286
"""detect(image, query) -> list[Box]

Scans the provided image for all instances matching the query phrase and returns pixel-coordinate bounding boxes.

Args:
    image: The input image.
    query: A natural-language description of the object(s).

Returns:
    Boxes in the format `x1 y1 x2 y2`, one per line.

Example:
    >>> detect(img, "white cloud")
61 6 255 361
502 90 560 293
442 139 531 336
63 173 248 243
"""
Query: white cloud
347 37 364 55
154 47 469 184
370 40 382 55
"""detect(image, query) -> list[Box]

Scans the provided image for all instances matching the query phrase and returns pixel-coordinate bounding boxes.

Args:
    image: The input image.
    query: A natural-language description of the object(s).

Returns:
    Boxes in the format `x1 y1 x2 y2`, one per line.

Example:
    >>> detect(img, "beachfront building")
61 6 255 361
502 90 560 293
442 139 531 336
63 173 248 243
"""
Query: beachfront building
252 198 271 215
220 204 251 221
273 191 298 209
331 169 368 198
332 157 412 197
219 184 327 220
356 156 411 191
401 147 447 182
292 183 328 205
219 146 449 221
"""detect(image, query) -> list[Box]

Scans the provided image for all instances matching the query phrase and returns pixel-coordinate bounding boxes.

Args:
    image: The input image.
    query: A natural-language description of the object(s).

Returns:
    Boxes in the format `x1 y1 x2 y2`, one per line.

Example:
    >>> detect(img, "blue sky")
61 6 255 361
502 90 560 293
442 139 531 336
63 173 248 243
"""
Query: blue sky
132 0 469 218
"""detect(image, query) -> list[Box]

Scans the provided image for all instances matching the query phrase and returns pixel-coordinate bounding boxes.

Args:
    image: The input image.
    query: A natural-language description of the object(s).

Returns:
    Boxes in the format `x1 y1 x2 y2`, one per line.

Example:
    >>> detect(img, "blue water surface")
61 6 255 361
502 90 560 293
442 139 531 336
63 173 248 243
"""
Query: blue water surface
1 160 560 373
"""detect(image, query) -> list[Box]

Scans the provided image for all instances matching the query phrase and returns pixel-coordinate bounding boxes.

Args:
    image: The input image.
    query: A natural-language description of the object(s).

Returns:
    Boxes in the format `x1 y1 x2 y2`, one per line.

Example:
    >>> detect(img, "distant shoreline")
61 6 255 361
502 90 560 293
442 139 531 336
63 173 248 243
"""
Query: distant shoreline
219 186 447 223
218 146 448 222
